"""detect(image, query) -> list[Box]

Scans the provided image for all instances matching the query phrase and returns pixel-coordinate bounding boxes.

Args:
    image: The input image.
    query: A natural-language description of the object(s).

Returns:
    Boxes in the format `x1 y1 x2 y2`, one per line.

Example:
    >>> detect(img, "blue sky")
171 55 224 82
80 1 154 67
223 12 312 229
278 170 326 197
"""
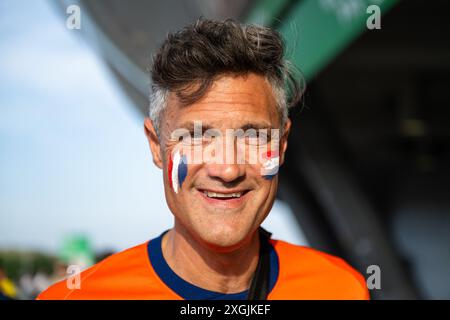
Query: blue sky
0 0 307 254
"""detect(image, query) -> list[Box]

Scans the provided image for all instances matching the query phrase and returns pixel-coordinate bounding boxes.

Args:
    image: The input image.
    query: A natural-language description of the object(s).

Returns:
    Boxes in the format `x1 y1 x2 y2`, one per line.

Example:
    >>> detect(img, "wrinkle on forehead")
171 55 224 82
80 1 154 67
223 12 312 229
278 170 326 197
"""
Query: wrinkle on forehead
160 73 280 141
199 74 274 104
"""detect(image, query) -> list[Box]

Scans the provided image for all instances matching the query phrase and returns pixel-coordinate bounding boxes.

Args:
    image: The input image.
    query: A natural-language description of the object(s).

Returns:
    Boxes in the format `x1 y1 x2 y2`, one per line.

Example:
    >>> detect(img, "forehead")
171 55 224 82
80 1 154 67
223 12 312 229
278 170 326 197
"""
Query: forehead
163 73 280 131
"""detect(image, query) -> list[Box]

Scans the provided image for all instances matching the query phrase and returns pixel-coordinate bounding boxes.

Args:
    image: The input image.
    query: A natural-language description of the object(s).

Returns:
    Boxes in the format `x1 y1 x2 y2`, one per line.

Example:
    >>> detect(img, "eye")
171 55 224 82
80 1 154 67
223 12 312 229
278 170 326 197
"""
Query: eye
177 133 190 145
244 131 269 146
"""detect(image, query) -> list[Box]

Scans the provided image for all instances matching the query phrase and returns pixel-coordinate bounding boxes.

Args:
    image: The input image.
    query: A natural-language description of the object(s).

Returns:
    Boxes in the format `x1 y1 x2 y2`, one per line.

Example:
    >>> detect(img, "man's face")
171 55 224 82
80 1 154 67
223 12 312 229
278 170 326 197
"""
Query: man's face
145 73 290 251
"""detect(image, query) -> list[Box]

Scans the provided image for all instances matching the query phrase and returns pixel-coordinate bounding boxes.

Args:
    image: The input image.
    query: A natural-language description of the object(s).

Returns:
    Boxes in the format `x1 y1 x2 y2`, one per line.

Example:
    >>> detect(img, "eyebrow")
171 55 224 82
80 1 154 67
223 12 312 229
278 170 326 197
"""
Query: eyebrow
240 122 275 131
177 121 275 133
178 122 214 134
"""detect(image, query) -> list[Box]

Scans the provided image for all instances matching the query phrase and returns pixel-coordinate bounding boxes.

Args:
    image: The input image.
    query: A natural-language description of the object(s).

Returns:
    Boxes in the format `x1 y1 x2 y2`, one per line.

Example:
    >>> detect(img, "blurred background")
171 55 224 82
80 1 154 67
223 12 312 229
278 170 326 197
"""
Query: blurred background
0 0 449 300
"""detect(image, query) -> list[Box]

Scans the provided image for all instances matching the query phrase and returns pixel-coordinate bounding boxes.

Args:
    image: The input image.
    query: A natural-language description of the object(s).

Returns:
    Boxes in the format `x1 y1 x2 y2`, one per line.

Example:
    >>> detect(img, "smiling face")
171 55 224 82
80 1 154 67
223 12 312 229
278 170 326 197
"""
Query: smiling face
145 73 291 251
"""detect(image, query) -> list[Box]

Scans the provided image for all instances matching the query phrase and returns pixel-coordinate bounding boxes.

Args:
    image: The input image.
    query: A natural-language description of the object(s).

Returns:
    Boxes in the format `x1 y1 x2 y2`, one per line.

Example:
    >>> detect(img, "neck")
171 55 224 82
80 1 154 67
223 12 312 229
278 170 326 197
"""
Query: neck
161 222 260 294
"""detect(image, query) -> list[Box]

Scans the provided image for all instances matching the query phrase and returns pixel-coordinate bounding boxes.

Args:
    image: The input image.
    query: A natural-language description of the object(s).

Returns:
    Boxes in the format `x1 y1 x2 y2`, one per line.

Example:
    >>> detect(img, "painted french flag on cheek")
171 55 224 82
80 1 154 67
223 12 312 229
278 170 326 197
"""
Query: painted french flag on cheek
261 149 279 180
169 150 188 194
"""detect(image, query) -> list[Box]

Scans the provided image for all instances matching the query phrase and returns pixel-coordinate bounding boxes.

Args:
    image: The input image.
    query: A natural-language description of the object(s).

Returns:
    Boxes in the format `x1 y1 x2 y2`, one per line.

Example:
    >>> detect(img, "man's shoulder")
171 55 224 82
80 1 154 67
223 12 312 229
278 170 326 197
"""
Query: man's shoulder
37 242 151 300
271 238 364 277
270 239 369 299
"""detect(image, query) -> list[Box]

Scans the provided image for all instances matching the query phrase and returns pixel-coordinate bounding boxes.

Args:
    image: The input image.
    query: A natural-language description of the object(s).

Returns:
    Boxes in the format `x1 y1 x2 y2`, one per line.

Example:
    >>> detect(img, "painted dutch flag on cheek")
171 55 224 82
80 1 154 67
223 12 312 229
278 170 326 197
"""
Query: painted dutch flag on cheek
169 150 188 194
261 150 279 180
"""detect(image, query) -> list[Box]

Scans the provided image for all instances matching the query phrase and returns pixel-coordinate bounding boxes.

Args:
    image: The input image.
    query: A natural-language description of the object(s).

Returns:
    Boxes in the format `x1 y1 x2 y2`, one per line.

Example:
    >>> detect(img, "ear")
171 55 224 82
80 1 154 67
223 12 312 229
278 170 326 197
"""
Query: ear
279 118 291 166
144 117 163 169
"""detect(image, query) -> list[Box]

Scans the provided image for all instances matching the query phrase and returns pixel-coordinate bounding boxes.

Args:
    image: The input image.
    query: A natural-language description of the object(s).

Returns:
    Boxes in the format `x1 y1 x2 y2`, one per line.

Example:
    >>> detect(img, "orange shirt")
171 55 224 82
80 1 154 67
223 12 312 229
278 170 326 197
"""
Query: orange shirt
37 237 369 300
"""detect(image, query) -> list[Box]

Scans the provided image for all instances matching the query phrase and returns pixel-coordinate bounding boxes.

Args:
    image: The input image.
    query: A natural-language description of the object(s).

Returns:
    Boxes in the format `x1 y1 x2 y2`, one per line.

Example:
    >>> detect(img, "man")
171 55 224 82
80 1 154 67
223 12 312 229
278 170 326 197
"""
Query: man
38 19 369 300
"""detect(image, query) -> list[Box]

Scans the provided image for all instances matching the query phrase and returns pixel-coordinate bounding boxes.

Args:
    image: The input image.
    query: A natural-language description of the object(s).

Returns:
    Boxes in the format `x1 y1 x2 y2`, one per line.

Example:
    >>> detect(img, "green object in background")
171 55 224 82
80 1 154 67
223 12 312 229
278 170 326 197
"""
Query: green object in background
247 0 399 80
59 235 94 269
0 251 57 281
245 0 292 26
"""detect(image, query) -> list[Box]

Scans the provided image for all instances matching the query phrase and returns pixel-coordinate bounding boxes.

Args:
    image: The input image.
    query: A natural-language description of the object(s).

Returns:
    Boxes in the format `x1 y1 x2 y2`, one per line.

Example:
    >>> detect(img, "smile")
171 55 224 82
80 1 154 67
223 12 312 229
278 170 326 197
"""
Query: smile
197 188 251 209
203 191 244 198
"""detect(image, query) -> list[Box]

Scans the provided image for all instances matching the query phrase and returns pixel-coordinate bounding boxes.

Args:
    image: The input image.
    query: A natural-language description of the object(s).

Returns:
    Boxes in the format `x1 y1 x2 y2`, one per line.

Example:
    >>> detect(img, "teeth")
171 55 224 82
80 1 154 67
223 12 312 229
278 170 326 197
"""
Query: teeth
204 191 243 198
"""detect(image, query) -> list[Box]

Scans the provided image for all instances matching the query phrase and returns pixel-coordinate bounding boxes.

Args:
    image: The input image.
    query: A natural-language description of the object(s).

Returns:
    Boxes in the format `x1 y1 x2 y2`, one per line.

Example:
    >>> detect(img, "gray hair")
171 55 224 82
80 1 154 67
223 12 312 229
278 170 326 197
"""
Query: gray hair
149 18 304 137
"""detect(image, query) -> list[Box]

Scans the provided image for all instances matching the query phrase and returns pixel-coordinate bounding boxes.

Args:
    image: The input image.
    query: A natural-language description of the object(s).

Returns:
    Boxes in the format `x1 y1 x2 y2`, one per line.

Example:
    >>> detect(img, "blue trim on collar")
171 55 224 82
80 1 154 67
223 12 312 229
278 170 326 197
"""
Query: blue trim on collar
147 230 279 300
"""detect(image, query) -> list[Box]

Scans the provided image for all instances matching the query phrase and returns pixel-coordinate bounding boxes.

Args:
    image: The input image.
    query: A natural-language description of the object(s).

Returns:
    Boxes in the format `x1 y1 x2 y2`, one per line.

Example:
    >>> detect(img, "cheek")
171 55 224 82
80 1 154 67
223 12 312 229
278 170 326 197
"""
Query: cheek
260 150 280 180
168 150 188 194
168 155 173 189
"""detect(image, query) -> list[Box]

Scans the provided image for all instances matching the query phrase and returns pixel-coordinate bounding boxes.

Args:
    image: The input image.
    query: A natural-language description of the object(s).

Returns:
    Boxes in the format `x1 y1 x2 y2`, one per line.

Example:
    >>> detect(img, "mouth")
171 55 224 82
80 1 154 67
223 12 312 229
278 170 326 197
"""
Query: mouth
196 188 251 209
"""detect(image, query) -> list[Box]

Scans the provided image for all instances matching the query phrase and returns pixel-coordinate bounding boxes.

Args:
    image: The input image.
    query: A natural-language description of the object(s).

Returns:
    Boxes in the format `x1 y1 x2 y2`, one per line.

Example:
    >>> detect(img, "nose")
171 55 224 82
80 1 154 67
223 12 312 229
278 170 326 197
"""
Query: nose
205 163 246 183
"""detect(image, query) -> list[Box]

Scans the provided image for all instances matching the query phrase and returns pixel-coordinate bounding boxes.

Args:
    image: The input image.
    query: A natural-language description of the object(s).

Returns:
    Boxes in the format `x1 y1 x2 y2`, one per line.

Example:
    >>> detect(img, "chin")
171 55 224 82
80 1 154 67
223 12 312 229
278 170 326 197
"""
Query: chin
194 221 255 252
